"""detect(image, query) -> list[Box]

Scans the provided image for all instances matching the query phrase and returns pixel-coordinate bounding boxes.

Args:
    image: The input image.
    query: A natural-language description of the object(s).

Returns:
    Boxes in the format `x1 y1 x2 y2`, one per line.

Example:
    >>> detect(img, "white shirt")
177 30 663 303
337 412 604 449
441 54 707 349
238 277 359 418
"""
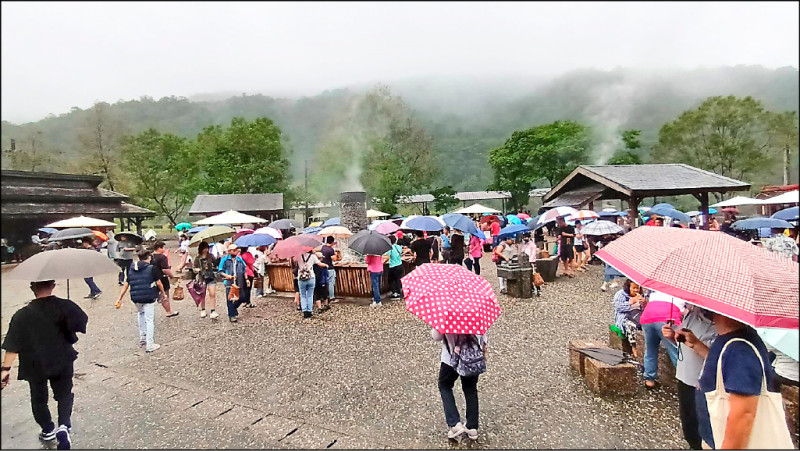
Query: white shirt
431 329 488 366
211 242 226 260
765 343 799 382
675 307 718 387
179 240 189 253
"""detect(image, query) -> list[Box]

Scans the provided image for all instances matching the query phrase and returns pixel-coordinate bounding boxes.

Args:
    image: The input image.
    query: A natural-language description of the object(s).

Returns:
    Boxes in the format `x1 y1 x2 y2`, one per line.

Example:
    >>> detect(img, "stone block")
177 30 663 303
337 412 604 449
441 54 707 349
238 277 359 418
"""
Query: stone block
568 339 604 377
608 329 633 355
781 384 799 448
583 354 637 395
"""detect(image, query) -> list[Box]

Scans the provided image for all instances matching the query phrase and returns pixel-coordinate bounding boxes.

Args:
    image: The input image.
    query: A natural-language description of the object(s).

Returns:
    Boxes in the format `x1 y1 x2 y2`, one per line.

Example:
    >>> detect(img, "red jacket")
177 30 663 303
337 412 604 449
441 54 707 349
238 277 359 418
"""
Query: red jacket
241 251 255 278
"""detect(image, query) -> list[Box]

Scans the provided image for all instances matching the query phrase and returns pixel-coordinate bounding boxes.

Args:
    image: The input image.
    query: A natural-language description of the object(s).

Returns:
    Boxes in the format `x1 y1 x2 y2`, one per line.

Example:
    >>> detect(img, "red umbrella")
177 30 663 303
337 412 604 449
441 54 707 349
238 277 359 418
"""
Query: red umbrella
271 235 323 260
479 215 499 225
232 228 254 242
595 227 799 329
92 230 109 241
516 213 531 220
403 263 502 335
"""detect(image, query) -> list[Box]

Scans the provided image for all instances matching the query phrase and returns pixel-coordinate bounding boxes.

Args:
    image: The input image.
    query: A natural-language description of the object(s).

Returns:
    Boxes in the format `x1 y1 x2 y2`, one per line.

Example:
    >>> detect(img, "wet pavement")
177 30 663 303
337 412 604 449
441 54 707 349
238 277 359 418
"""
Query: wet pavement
1 252 686 449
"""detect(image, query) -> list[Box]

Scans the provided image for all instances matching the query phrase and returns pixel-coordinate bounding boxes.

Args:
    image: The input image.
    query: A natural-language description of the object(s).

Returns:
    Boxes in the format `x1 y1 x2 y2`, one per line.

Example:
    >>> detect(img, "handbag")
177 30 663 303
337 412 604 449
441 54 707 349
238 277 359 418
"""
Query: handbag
533 272 545 287
253 277 263 290
228 284 240 301
172 286 184 301
705 338 793 449
187 280 206 307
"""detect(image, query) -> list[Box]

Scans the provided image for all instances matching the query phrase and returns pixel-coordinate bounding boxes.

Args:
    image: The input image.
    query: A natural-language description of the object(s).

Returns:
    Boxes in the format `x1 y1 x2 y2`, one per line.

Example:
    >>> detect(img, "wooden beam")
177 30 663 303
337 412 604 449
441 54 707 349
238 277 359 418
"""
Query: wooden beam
698 192 710 231
629 196 640 230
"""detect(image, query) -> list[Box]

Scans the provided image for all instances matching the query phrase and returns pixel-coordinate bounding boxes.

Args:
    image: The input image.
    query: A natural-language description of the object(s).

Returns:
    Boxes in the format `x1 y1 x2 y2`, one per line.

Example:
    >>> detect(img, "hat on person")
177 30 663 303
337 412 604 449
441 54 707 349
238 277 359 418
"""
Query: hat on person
228 243 239 251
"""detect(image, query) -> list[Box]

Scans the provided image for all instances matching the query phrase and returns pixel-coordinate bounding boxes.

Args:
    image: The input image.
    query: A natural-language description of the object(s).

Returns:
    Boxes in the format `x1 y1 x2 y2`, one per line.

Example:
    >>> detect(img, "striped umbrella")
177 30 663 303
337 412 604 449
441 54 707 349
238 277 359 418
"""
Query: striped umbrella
595 227 799 329
567 210 600 221
537 206 579 225
581 220 624 236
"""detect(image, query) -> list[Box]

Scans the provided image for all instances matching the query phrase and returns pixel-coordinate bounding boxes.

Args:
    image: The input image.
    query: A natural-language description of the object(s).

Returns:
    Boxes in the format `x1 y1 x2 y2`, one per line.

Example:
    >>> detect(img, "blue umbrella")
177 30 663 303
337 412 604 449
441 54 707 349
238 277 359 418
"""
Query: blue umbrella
497 224 529 239
39 227 58 235
506 214 522 225
652 203 675 210
772 206 799 222
650 206 691 222
442 213 482 237
406 216 444 231
188 226 208 234
322 217 340 227
234 233 277 248
733 217 794 231
303 226 322 235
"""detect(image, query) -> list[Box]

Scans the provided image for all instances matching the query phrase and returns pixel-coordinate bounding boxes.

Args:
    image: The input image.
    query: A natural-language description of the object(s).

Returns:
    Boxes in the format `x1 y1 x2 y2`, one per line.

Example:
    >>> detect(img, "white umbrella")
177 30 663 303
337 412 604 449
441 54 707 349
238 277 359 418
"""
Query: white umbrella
253 226 283 239
537 206 580 225
46 215 117 228
453 203 501 215
143 229 158 241
318 226 353 238
196 210 267 225
759 190 799 205
366 209 390 218
710 196 765 208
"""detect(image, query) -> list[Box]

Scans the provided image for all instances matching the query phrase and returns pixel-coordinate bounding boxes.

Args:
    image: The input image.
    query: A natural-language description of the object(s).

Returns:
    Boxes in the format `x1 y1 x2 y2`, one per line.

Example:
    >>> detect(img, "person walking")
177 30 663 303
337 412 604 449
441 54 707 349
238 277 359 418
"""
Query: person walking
297 248 327 318
106 233 119 282
115 237 136 286
464 233 483 275
555 216 575 278
114 250 166 353
1 280 88 450
151 241 179 318
384 235 404 298
489 220 501 250
319 236 341 305
79 239 102 299
176 234 191 273
218 244 248 323
431 329 488 442
365 253 384 307
574 222 590 272
193 241 220 319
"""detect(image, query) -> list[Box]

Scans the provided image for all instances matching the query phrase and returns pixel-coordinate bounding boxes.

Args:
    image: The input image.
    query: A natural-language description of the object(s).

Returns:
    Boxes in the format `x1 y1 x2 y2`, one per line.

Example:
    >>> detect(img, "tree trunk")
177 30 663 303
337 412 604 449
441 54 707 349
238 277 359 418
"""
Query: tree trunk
785 145 790 185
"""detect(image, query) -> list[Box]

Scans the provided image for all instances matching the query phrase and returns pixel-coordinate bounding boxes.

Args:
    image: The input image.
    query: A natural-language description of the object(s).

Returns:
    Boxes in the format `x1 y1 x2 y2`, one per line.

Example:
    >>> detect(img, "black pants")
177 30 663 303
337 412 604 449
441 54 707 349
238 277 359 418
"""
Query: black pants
464 257 481 275
677 380 702 450
388 265 404 295
116 259 132 284
438 362 479 430
28 372 74 431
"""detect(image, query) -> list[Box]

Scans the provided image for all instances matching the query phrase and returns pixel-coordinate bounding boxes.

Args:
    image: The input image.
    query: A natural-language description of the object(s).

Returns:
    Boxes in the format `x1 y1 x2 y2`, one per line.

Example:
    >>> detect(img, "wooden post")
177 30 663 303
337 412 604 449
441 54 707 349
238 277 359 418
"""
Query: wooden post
588 200 594 211
698 192 709 231
135 218 142 235
629 196 640 229
502 198 506 215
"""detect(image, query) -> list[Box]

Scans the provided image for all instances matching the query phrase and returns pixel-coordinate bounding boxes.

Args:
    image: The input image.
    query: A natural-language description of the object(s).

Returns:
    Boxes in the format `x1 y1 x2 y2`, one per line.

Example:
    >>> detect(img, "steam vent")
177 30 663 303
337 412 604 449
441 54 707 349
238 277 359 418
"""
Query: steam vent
340 191 368 233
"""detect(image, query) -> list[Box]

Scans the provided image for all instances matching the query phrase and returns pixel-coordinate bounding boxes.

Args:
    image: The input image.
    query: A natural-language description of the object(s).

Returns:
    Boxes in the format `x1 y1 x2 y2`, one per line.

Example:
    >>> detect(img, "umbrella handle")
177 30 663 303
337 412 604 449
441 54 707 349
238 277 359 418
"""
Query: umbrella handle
67 279 70 299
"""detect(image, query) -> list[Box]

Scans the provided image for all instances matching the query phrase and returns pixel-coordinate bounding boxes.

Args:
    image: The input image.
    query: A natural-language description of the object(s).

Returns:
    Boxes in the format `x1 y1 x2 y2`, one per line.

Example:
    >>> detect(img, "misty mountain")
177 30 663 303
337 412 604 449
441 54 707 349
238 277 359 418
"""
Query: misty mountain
2 65 797 192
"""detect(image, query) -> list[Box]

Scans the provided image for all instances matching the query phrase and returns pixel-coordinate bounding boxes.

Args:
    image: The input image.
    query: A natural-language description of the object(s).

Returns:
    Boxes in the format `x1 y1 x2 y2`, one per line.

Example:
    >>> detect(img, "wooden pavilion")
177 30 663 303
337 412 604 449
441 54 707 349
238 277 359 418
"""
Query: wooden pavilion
542 164 751 229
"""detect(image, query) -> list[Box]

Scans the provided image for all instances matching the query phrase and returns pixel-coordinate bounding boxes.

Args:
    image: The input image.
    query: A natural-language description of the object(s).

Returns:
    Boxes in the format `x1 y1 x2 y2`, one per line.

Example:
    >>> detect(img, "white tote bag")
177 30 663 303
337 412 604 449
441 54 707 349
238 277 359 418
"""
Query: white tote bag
705 338 794 449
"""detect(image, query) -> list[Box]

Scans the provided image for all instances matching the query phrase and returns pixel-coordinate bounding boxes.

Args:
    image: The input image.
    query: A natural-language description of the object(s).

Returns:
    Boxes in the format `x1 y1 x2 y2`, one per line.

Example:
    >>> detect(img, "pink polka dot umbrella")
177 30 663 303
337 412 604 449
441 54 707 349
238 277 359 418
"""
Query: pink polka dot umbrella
402 263 502 335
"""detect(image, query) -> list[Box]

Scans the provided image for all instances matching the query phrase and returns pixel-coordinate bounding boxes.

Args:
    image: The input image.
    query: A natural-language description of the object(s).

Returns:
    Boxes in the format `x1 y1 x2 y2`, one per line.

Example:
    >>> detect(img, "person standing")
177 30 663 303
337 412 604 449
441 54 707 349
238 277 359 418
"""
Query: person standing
555 216 575 278
365 253 384 307
151 241 179 318
114 250 166 353
218 244 248 323
250 245 268 298
296 248 327 318
464 234 483 275
240 247 256 308
490 220 501 250
193 241 219 319
80 239 102 299
639 290 681 389
574 222 590 272
449 230 465 265
319 236 341 305
115 237 136 286
440 227 452 264
384 235 404 299
493 236 516 294
408 231 432 268
1 280 88 450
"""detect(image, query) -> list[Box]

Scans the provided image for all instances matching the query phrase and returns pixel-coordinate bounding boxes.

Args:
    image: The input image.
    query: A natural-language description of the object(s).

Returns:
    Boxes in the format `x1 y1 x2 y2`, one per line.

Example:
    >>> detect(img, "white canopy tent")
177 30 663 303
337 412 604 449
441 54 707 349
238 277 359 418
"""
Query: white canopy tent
710 196 765 208
196 210 268 225
759 190 799 205
46 215 117 228
366 209 390 218
452 203 501 215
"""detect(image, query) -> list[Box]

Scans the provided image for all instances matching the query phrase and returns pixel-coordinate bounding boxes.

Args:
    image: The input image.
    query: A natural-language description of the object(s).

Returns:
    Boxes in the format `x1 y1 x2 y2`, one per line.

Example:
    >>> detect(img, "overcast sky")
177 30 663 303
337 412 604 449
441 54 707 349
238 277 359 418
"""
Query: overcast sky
2 1 797 123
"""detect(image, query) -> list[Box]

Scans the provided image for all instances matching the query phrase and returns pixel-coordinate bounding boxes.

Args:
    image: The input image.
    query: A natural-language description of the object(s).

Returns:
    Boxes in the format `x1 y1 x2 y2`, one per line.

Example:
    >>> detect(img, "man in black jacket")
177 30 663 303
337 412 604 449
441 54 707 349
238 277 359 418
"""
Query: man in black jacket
1 279 88 450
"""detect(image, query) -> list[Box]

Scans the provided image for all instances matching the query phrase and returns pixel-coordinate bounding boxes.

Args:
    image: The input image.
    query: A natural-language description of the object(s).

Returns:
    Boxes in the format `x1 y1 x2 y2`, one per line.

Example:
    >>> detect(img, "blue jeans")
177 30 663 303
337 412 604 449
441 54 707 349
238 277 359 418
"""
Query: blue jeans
370 272 382 303
327 269 336 300
84 277 101 295
298 277 315 312
642 321 679 381
135 302 155 348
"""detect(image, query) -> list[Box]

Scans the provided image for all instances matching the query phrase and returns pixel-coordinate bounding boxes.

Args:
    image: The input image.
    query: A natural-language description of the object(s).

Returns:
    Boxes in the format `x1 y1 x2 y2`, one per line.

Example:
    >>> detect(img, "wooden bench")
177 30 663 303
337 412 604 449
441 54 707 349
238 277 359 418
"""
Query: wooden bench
608 329 677 387
569 339 637 395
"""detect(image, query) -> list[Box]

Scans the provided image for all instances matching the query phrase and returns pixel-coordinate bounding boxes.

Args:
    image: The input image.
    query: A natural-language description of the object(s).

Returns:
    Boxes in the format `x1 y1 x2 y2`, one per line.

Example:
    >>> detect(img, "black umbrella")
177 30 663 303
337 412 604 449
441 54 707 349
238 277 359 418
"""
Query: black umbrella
49 228 95 242
527 215 547 231
114 231 144 245
348 230 392 256
269 219 302 230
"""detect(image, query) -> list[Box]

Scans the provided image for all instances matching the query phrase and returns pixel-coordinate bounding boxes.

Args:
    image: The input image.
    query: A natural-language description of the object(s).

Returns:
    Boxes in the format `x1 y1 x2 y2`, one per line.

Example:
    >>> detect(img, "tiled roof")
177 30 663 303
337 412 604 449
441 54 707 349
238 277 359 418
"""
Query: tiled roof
189 193 283 214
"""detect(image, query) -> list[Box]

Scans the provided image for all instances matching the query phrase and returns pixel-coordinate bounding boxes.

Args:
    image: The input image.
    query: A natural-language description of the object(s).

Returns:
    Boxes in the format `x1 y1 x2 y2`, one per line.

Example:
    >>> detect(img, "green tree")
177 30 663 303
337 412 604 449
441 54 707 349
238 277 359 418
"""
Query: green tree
653 96 778 182
765 111 799 184
121 129 199 226
196 117 291 194
6 130 62 171
78 102 127 192
608 129 643 165
431 185 459 214
488 120 591 210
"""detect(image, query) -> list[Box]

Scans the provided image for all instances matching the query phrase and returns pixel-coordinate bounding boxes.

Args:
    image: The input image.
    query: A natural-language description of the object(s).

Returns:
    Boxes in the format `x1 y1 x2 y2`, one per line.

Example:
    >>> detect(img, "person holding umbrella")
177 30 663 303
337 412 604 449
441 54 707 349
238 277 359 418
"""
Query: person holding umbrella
115 236 137 285
2 279 88 450
296 247 327 318
151 242 179 318
79 239 103 299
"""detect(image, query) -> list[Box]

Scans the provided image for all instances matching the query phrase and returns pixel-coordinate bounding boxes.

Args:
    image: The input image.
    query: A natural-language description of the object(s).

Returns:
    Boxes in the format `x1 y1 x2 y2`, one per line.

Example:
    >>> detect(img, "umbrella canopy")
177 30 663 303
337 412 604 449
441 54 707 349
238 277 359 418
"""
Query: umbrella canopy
308 221 323 227
232 228 254 242
348 230 392 256
687 208 718 217
269 219 303 230
272 235 324 259
711 196 765 208
652 203 675 210
187 226 208 236
7 248 120 282
650 207 691 223
759 190 799 205
567 210 600 221
322 217 341 227
732 217 793 231
505 214 522 225
581 220 625 236
188 226 235 247
453 203 501 215
115 232 144 245
92 230 109 241
405 215 445 231
46 215 117 229
373 221 400 235
497 224 529 239
527 215 547 231
537 206 579 225
143 229 158 241
772 206 799 222
516 213 531 220
254 227 283 239
175 222 192 231
302 226 323 235
479 215 500 225
319 226 353 238
38 227 58 235
595 227 799 329
442 213 482 237
49 228 96 242
757 328 799 361
366 209 390 218
368 219 389 231
196 210 267 226
234 233 277 248
403 263 501 335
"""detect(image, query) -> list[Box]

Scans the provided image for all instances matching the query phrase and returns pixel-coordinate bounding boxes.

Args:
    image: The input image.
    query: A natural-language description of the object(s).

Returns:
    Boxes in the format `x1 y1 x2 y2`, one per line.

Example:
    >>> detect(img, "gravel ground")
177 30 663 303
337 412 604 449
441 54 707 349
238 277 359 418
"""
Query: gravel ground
1 248 687 449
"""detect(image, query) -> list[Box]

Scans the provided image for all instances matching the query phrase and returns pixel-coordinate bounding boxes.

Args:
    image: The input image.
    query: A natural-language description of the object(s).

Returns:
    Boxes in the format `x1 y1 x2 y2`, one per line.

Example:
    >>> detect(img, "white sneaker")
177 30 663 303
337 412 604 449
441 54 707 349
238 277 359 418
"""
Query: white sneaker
370 302 378 308
209 311 219 319
447 422 467 439
600 282 608 292
465 428 478 440
145 343 161 353
200 310 207 318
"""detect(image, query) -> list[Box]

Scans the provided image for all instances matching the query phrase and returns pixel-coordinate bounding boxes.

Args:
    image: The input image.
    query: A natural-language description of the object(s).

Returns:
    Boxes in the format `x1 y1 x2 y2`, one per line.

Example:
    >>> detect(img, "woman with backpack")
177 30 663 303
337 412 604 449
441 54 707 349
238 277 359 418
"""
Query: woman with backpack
297 248 328 319
431 330 488 442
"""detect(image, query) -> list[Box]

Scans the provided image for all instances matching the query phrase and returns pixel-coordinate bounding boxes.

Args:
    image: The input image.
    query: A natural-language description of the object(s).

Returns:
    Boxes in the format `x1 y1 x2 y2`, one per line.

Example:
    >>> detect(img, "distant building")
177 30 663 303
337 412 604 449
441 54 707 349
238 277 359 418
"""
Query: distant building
188 193 284 222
